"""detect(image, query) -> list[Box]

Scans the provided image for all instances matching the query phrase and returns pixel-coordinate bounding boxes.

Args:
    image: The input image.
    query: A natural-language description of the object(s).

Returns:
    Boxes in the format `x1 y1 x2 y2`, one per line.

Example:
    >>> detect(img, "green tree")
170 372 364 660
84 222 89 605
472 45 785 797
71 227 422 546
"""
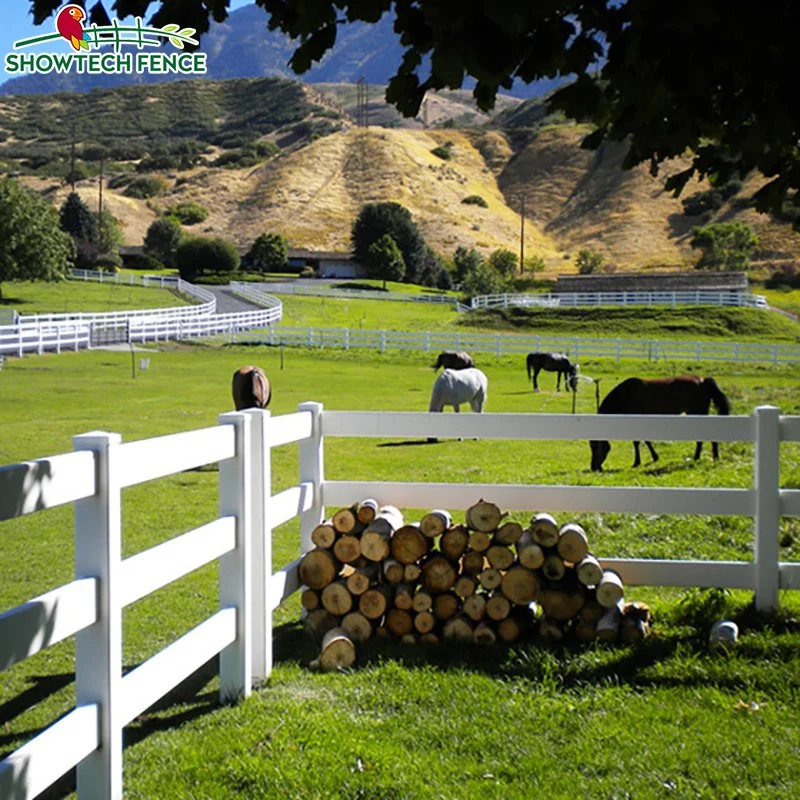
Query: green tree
352 202 426 284
59 192 95 243
366 234 406 288
524 255 547 274
690 222 758 272
166 201 209 225
144 217 183 268
50 1 800 223
452 246 484 284
176 236 240 280
0 178 72 298
576 249 605 275
460 260 511 299
249 232 289 273
488 248 518 278
92 211 122 264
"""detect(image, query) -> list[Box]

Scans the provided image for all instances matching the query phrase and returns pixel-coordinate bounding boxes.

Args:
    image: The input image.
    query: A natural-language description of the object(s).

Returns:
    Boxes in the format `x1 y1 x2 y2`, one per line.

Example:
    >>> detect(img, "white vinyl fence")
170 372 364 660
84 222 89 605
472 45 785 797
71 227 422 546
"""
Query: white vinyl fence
236 281 459 306
242 325 800 364
1 405 799 799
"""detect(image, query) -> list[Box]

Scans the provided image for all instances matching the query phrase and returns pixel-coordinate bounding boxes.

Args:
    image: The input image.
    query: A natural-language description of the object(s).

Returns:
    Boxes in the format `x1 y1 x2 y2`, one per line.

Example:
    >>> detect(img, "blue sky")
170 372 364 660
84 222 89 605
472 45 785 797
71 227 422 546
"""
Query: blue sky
2 0 253 76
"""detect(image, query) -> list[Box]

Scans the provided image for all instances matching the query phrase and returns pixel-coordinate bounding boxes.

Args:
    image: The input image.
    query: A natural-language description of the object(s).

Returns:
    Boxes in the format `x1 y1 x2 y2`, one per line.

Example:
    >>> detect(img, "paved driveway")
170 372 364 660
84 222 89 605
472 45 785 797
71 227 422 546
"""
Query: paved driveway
205 286 264 314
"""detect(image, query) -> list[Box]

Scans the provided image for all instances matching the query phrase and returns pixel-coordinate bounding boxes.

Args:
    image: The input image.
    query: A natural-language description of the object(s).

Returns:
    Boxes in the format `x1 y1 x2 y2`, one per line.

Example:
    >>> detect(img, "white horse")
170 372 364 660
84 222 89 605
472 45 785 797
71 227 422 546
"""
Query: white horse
427 367 488 442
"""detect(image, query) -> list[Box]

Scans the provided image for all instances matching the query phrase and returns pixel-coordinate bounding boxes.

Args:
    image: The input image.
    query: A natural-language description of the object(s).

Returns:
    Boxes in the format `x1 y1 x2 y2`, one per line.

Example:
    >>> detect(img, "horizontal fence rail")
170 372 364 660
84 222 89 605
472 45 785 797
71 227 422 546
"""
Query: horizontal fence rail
1 403 798 799
235 281 459 306
240 325 800 364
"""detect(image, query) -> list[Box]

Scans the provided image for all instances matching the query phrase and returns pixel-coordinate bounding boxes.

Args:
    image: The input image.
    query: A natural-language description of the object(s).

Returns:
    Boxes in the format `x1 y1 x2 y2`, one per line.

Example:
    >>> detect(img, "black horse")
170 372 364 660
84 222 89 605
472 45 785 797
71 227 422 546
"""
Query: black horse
432 351 475 371
589 376 731 471
526 352 578 392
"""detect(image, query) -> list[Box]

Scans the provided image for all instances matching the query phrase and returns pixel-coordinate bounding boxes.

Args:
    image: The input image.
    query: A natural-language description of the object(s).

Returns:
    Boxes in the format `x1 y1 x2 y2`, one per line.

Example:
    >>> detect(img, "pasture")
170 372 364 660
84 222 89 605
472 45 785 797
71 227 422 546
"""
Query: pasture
2 344 800 799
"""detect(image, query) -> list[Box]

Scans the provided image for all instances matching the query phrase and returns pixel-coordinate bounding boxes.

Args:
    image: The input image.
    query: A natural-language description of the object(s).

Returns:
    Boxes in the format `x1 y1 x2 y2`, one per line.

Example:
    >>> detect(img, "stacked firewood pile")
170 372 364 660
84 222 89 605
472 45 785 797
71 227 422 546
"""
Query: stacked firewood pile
299 499 653 670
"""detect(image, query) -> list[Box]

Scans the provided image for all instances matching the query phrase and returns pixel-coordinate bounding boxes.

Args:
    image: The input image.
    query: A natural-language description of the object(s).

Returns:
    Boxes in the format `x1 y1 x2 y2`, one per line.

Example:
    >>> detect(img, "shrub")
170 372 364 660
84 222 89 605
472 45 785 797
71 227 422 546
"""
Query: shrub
176 235 239 279
144 217 182 267
124 176 167 199
461 195 488 208
431 145 452 160
690 221 758 271
166 201 208 225
576 249 605 274
125 252 164 271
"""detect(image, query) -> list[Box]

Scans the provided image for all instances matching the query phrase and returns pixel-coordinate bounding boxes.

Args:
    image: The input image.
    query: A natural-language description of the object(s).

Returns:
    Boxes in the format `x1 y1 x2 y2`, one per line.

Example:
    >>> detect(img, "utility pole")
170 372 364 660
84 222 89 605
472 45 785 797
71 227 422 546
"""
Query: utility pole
519 195 525 275
69 121 77 193
98 155 104 217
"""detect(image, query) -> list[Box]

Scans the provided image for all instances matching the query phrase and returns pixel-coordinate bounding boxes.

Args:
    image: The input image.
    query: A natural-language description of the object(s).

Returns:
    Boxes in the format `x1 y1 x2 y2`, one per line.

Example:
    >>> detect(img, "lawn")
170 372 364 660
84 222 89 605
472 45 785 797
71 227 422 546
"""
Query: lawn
1 344 800 799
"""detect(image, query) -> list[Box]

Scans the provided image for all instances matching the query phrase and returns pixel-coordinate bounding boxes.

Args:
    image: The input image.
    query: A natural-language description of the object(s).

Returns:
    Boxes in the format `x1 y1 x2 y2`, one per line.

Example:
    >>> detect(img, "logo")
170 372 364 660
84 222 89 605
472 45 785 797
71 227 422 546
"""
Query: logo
5 4 207 77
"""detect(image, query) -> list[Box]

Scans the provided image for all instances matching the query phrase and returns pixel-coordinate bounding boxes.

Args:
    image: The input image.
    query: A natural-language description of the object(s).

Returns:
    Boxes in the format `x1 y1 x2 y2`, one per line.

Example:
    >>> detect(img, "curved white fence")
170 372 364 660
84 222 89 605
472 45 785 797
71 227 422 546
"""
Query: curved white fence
0 405 799 798
242 280 459 305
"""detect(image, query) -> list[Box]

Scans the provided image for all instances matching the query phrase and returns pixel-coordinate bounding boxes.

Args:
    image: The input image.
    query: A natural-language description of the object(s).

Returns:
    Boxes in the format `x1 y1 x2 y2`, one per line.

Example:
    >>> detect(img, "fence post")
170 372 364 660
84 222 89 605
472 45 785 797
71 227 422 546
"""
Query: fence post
754 405 780 612
246 409 272 681
73 430 124 800
217 411 253 702
298 401 325 555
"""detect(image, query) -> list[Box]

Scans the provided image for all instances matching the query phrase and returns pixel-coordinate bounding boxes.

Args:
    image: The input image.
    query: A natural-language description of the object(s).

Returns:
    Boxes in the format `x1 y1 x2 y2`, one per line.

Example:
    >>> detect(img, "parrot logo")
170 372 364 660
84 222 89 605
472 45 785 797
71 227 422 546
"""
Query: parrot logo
55 4 91 51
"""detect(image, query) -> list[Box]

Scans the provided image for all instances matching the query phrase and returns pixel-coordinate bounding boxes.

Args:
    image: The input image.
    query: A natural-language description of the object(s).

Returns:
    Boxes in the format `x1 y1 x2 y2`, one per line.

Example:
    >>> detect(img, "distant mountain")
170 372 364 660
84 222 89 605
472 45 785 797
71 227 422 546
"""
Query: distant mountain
0 4 562 102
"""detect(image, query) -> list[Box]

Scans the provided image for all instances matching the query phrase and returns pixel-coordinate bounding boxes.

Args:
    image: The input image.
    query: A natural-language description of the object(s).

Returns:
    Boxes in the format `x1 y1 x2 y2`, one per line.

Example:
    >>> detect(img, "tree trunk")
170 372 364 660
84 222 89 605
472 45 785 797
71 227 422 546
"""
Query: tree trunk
299 548 340 590
596 570 624 608
420 509 452 538
556 523 589 564
321 579 354 616
500 565 539 605
311 522 337 549
333 534 361 564
530 512 559 547
340 611 374 642
440 525 470 560
516 530 545 570
494 520 524 546
486 544 514 571
312 627 356 671
466 499 503 532
391 524 429 564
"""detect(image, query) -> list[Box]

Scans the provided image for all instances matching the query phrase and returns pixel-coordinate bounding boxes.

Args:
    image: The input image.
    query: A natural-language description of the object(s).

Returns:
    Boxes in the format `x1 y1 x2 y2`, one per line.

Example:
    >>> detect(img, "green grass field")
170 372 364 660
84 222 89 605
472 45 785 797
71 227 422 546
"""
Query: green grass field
1 341 800 799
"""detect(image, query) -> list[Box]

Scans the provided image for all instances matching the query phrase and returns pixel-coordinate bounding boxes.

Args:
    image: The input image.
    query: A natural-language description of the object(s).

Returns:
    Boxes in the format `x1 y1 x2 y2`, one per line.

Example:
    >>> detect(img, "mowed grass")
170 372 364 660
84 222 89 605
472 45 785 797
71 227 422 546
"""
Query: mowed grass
0 279 195 316
1 344 800 799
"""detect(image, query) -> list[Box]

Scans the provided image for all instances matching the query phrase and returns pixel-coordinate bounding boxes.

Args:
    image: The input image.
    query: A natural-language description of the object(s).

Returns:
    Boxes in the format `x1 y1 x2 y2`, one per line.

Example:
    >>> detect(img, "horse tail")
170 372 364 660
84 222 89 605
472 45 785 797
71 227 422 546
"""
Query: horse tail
704 377 730 415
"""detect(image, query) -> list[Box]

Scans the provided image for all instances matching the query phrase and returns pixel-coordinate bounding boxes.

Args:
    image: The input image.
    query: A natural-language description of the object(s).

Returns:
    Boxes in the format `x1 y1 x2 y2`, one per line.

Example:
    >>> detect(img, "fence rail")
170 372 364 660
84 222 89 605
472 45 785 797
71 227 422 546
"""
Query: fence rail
237 281 459 305
0 404 798 798
241 325 800 364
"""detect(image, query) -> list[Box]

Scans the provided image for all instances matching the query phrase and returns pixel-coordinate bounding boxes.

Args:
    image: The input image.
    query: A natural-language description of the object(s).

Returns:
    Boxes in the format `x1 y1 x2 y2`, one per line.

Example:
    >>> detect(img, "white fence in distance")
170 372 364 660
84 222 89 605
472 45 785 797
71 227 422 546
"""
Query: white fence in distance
237 280 459 306
241 325 800 364
1 405 799 799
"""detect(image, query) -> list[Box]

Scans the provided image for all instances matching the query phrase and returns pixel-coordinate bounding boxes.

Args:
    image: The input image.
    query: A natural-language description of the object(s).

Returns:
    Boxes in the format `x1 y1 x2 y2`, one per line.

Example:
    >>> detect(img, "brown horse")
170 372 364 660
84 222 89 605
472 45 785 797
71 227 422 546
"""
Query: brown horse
232 365 271 410
432 351 475 371
526 352 578 392
589 376 731 471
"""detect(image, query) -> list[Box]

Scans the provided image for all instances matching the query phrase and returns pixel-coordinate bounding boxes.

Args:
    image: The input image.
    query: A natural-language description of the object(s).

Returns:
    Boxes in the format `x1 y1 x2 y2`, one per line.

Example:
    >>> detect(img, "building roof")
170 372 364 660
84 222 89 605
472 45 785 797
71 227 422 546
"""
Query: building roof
287 248 354 261
556 270 749 293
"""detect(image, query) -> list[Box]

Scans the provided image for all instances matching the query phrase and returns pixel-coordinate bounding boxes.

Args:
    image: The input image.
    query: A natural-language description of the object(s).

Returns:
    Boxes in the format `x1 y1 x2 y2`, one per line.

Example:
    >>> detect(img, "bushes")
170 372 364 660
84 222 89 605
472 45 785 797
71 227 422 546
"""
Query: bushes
682 180 743 216
126 253 165 271
576 249 605 274
212 140 280 169
124 176 167 198
166 201 208 225
176 235 240 279
431 145 452 160
461 195 488 208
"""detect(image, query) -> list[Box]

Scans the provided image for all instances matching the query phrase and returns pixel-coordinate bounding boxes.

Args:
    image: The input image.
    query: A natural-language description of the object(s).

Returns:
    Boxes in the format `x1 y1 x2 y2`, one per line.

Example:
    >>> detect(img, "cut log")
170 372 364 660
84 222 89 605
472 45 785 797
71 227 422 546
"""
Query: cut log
310 522 337 549
356 498 379 524
576 555 604 588
420 632 440 645
414 610 436 634
557 523 589 564
537 587 586 622
596 570 624 608
359 584 394 620
401 633 417 645
404 563 422 582
486 544 515 571
574 619 597 643
393 583 415 610
485 591 511 622
386 608 414 638
340 611 374 643
530 512 559 547
412 589 433 613
478 567 502 591
578 599 604 625
460 550 486 575
494 520 524 546
382 558 405 584
453 574 478 599
496 616 522 643
473 622 497 646
332 505 359 534
299 548 340 590
301 588 320 611
304 608 339 637
538 616 564 643
420 509 452 538
346 563 379 596
468 530 492 553
391 524 429 565
321 580 353 616
311 627 356 671
440 525 470 560
433 592 460 621
596 600 623 641
541 553 566 582
422 555 458 593
333 534 361 564
516 530 545 570
462 593 487 622
360 527 392 563
500 565 539 605
443 616 474 642
466 500 503 532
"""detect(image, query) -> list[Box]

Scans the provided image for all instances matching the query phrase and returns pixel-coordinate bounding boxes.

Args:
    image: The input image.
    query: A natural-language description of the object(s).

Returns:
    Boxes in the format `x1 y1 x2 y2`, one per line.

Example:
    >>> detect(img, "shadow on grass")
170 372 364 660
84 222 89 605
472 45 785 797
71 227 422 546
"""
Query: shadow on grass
377 440 437 448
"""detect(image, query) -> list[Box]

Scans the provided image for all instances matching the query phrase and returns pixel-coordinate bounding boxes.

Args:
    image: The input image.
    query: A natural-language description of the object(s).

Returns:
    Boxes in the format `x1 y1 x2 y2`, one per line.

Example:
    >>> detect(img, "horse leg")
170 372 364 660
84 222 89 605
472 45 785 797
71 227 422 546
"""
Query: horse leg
694 441 704 460
533 368 540 392
645 441 659 463
632 441 642 468
556 371 561 392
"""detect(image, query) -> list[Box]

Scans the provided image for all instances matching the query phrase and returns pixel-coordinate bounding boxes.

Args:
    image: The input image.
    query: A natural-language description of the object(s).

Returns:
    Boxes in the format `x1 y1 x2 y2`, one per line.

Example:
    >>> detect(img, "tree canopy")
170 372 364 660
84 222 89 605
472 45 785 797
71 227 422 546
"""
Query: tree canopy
249 232 289 273
366 234 406 288
28 0 800 221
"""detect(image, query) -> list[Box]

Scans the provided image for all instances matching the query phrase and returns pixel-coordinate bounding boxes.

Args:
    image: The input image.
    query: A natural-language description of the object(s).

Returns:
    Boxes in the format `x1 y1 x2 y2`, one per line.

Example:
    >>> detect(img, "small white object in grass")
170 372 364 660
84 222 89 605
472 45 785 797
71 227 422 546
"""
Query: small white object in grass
709 620 739 651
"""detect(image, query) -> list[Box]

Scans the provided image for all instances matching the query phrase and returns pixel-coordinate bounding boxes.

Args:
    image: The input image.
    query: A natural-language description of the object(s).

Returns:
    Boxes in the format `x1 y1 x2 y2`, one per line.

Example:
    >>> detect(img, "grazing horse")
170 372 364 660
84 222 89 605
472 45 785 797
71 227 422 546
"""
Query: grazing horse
232 365 271 410
432 350 475 371
526 352 578 392
589 376 731 471
427 367 488 442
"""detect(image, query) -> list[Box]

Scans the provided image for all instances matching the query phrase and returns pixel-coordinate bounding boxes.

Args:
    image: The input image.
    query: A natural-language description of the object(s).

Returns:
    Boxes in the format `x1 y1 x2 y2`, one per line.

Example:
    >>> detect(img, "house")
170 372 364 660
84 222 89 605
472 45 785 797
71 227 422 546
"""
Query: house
286 248 367 279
